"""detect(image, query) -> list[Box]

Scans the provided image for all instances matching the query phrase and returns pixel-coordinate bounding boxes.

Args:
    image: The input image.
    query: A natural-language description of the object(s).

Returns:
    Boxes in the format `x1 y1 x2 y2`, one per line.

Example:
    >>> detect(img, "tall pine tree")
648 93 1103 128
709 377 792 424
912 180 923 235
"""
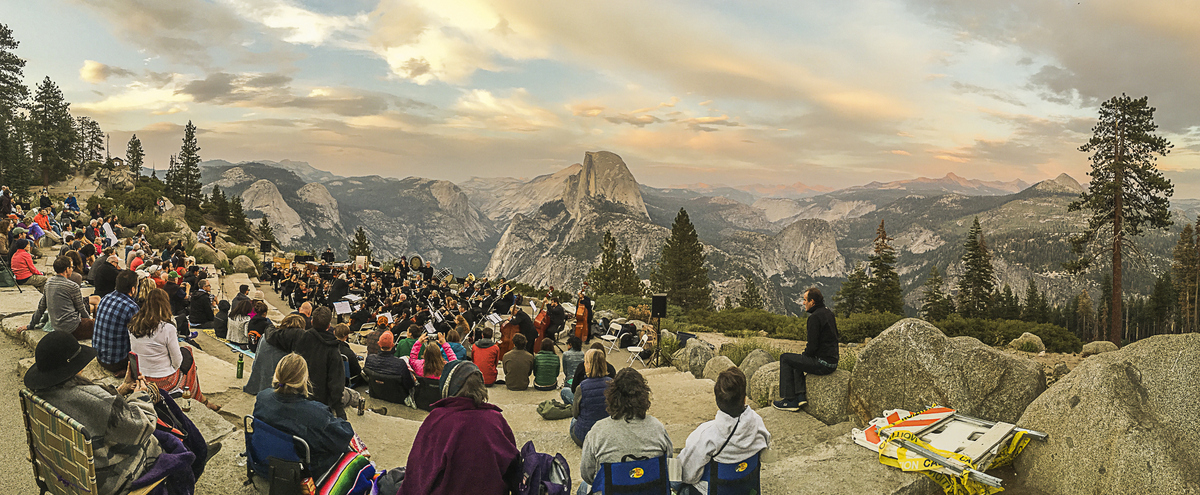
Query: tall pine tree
226 196 250 242
833 263 868 317
257 213 277 248
176 121 203 209
650 208 711 311
0 23 32 194
993 284 1021 320
588 231 621 293
612 244 643 296
348 226 373 262
75 116 103 165
29 76 76 185
1021 278 1050 323
738 278 764 310
1068 94 1174 346
920 266 953 321
209 185 230 224
957 217 995 318
1172 222 1197 333
125 134 144 176
865 220 903 314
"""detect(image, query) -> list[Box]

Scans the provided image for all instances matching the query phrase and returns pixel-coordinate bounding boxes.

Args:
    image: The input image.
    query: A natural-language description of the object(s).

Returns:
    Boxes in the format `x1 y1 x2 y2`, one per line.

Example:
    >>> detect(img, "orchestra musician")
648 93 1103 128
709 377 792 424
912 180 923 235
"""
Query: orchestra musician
509 300 537 353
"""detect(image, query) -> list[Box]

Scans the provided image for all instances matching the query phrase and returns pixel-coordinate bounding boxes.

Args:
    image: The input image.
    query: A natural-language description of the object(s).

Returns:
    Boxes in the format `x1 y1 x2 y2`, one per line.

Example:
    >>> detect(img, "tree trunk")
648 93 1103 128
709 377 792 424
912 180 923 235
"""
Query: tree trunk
1111 121 1124 347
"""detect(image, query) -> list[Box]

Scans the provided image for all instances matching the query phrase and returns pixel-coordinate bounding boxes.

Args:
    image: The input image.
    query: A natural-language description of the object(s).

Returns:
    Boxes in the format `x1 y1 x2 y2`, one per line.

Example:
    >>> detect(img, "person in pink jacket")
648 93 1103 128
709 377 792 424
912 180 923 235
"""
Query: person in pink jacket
410 332 456 379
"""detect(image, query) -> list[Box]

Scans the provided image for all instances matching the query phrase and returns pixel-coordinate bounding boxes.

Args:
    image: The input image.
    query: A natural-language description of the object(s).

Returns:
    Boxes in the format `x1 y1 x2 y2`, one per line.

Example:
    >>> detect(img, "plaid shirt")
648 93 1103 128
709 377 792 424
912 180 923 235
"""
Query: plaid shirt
93 291 139 365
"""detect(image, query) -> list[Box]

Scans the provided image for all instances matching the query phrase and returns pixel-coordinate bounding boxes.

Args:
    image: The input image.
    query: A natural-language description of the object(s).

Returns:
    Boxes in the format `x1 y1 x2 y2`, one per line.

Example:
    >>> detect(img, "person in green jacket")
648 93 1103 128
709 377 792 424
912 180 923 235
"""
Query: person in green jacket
394 324 420 358
533 338 561 391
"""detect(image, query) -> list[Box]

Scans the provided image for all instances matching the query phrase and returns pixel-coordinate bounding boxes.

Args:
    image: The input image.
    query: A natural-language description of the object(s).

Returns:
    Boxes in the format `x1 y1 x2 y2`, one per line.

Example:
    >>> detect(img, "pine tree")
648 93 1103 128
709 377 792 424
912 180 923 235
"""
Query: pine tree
1068 94 1174 346
833 263 868 317
164 154 178 200
738 278 765 310
1172 223 1197 333
29 76 76 185
0 24 32 194
993 284 1021 320
75 116 103 165
1075 291 1096 340
650 208 712 311
348 226 373 262
1149 273 1177 335
176 121 203 208
1021 278 1050 323
125 134 144 176
865 220 903 314
226 196 250 242
588 231 621 294
612 244 644 296
957 217 995 318
723 296 734 310
209 185 230 224
920 266 953 321
257 213 277 248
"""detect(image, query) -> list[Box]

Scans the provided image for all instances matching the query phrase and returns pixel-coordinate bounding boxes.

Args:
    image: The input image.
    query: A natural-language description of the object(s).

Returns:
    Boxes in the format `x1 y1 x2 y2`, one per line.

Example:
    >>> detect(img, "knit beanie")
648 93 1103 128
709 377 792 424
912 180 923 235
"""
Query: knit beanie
440 360 482 399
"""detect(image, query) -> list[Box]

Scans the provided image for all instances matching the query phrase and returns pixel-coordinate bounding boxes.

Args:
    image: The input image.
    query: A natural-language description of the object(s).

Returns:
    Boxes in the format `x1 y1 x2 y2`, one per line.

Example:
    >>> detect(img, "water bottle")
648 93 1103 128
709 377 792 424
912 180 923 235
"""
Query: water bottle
181 386 192 412
236 354 244 379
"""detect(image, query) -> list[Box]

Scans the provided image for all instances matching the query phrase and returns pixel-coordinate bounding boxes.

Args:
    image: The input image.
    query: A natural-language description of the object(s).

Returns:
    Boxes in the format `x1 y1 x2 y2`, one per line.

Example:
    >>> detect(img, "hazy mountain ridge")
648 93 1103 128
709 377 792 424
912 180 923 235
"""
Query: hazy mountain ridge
198 155 1193 316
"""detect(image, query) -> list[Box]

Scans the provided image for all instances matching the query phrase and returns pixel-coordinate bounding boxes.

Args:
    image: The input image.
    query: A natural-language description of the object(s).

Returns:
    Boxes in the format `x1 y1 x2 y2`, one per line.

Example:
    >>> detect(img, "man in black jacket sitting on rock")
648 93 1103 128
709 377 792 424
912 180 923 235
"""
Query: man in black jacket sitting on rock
774 287 840 411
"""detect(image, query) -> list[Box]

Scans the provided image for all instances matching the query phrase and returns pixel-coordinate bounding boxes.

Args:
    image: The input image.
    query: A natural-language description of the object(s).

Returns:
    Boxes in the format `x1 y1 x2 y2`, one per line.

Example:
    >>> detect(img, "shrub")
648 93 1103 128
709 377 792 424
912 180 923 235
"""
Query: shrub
837 312 904 343
658 335 680 368
224 245 262 275
929 316 1081 353
594 294 652 317
687 307 807 340
627 304 651 322
718 338 784 366
1019 341 1041 353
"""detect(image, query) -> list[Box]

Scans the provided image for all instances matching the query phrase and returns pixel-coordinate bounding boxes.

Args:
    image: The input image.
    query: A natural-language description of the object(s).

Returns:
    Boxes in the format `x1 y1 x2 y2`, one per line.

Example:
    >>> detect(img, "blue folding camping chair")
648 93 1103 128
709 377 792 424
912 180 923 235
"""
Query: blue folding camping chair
701 451 761 495
591 455 670 495
242 415 312 493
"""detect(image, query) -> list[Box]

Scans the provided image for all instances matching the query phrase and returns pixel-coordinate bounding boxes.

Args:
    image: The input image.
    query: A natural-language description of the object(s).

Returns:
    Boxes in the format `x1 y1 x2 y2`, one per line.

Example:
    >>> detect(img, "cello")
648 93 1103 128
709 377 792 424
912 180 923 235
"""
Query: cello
574 285 592 343
531 289 553 353
498 294 523 356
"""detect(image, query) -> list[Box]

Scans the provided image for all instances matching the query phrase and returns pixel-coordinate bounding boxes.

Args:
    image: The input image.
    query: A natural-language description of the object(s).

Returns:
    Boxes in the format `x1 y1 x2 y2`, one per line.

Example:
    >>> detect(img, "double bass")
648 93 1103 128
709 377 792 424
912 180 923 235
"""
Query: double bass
531 290 553 353
498 294 524 356
574 285 592 343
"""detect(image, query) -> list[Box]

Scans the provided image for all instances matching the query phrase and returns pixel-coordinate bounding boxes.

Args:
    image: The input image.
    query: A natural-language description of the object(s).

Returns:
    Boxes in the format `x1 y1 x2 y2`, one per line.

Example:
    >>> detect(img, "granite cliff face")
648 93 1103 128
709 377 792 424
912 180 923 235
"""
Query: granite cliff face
240 180 307 245
562 151 648 220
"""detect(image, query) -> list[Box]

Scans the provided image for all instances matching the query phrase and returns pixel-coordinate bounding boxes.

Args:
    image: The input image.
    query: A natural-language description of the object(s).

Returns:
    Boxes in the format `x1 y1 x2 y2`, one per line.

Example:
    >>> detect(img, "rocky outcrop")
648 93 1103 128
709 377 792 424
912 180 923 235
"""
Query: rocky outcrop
95 168 137 192
749 361 781 405
759 219 846 279
685 339 716 379
848 318 1046 427
1013 334 1200 495
232 255 258 277
201 166 256 194
1008 332 1046 353
702 355 736 381
192 243 218 264
739 349 773 383
807 370 851 425
562 151 648 220
296 183 341 231
460 165 581 224
241 180 306 246
1080 340 1118 357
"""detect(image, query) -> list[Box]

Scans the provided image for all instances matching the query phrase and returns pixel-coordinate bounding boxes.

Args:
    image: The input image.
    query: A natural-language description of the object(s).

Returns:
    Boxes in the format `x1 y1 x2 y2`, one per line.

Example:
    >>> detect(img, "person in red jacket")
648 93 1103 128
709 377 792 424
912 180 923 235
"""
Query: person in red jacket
471 326 502 386
10 239 46 293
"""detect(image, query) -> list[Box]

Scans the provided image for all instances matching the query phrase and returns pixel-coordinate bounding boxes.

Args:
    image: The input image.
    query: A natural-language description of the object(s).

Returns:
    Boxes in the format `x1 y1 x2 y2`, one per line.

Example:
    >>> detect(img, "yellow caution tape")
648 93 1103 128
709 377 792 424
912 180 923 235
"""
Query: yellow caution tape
875 406 1007 495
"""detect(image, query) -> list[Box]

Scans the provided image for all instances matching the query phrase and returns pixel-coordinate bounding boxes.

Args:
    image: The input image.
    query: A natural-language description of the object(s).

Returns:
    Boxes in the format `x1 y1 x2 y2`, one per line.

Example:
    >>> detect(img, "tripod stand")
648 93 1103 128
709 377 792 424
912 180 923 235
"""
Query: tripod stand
0 256 22 293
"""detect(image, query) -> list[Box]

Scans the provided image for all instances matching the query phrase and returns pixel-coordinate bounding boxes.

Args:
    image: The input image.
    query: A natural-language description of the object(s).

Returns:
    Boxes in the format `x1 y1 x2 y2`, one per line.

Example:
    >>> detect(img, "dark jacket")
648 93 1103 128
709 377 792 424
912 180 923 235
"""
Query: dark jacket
364 352 409 377
547 303 566 326
253 389 353 478
571 362 616 394
293 328 346 411
247 314 274 339
92 260 119 297
188 290 214 324
329 279 350 302
804 303 841 364
399 397 520 495
572 376 613 443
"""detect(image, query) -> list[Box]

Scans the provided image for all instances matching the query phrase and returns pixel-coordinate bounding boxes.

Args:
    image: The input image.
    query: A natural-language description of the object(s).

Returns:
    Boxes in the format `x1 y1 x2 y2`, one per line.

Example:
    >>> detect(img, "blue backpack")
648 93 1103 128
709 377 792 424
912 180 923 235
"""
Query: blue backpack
519 440 571 495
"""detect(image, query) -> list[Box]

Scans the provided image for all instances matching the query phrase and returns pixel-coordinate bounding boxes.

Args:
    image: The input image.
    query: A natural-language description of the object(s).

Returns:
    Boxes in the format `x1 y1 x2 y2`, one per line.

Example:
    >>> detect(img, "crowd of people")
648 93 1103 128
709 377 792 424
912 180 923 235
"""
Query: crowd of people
8 185 847 494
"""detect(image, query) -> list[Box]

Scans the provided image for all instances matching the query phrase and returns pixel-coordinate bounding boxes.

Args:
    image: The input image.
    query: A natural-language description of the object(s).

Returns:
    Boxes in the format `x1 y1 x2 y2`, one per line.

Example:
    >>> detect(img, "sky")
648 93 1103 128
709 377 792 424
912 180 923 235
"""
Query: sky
3 0 1200 192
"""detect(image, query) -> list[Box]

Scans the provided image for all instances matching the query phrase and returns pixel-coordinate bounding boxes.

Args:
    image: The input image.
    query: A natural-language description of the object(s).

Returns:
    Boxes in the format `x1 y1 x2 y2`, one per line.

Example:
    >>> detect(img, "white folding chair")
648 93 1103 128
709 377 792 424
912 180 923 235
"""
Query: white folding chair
626 334 650 367
601 322 622 353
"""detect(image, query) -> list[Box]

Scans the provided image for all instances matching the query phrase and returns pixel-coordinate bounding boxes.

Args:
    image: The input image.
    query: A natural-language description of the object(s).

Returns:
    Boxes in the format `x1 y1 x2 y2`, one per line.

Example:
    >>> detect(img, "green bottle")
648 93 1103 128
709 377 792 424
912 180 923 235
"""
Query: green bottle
236 353 244 379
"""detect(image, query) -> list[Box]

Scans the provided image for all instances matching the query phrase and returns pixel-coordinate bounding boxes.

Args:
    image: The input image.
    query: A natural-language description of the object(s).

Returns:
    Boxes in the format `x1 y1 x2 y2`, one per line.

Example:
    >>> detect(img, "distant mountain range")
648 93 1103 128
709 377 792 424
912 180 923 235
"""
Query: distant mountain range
197 157 1192 315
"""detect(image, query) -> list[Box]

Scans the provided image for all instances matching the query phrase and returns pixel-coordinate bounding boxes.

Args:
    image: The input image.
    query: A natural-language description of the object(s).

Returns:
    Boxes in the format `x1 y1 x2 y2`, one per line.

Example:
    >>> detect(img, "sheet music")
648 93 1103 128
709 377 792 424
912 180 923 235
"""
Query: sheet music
378 312 392 323
343 294 362 302
333 301 352 315
424 322 437 334
530 302 538 314
486 313 503 325
433 310 444 323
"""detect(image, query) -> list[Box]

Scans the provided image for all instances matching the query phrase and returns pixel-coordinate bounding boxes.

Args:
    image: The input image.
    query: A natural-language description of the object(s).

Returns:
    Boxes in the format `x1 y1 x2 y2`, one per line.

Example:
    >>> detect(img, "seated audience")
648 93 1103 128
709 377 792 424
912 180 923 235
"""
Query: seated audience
254 354 357 478
570 349 613 447
394 324 420 358
399 361 521 495
561 336 585 391
226 299 253 345
213 299 231 339
11 239 46 292
333 323 365 386
295 306 359 418
533 337 561 391
472 326 502 386
364 330 410 377
410 332 456 380
243 314 307 395
676 368 772 495
578 368 673 495
501 333 535 391
21 256 95 340
187 278 216 329
446 329 468 360
246 300 274 346
92 270 140 374
23 332 184 494
562 342 617 405
129 289 220 411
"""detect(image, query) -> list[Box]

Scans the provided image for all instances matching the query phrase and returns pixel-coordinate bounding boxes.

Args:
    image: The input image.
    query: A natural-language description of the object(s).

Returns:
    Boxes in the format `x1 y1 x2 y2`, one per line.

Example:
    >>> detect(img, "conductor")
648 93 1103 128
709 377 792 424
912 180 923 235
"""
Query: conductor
509 303 537 353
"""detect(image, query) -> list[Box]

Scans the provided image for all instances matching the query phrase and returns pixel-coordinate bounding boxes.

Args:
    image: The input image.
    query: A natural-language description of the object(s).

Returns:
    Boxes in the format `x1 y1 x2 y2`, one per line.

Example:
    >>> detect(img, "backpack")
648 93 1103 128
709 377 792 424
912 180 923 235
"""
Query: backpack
518 440 571 495
537 399 573 421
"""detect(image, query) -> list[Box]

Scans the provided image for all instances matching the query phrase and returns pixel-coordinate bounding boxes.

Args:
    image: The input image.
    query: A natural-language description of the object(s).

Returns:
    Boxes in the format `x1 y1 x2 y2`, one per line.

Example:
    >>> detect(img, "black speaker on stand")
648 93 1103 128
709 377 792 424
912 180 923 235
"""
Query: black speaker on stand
651 293 667 367
259 240 272 268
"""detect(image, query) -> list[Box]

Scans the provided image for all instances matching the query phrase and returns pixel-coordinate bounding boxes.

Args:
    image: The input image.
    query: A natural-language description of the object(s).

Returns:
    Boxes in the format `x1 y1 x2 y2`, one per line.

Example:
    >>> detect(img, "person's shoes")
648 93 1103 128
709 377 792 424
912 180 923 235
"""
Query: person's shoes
370 407 388 415
206 442 223 461
357 397 367 416
772 395 807 411
403 395 416 409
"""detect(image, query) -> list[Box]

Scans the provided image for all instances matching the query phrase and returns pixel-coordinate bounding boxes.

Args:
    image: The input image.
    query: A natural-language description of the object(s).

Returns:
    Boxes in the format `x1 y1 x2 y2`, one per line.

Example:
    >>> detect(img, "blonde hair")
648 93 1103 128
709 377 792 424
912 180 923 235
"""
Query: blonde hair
333 323 352 340
135 277 157 305
584 348 607 378
273 353 310 396
279 314 307 329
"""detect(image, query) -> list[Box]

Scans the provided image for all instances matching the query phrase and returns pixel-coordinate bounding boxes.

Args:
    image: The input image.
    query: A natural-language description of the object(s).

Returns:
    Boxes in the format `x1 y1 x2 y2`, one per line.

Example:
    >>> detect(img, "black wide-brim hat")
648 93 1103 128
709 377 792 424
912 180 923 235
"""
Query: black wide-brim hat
24 331 97 390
